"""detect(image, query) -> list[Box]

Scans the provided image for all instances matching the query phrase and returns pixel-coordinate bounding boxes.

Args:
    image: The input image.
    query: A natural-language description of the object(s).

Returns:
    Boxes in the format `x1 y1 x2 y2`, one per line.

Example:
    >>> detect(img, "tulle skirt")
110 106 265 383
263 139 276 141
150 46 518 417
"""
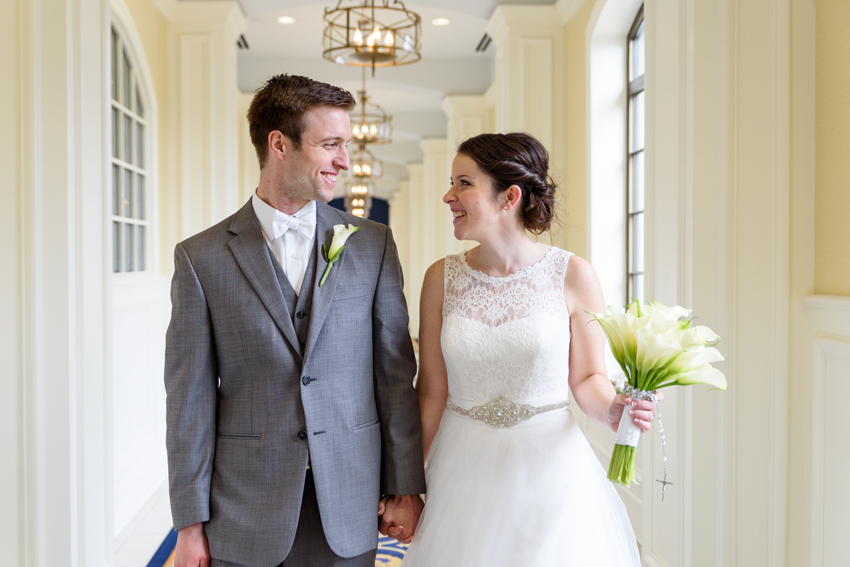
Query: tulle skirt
402 405 641 566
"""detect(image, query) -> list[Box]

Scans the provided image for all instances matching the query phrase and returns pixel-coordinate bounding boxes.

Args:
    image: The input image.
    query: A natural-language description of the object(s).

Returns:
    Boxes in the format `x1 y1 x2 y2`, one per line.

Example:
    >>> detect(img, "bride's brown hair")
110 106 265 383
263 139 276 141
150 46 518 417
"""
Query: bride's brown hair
456 132 558 235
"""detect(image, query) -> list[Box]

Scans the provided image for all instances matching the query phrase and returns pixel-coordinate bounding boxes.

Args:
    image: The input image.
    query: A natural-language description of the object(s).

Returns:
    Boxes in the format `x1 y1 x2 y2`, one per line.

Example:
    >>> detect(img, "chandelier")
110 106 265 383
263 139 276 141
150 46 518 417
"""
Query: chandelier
345 182 373 218
351 69 392 144
323 0 422 75
348 144 382 178
352 89 392 145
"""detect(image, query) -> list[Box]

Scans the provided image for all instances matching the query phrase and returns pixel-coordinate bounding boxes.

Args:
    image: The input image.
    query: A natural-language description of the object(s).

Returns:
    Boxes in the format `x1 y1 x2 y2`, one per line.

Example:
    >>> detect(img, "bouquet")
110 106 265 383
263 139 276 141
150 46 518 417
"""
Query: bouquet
589 299 726 487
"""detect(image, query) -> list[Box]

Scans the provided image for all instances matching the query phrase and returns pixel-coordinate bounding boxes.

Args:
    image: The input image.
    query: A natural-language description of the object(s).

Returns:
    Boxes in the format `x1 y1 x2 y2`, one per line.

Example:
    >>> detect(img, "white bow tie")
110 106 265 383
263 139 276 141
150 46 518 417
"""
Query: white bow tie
272 213 315 241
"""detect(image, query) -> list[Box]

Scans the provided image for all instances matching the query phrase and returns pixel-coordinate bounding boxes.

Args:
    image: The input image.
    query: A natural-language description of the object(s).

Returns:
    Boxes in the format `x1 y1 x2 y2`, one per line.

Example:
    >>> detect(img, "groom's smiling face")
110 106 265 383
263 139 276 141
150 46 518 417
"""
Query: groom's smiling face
280 105 351 204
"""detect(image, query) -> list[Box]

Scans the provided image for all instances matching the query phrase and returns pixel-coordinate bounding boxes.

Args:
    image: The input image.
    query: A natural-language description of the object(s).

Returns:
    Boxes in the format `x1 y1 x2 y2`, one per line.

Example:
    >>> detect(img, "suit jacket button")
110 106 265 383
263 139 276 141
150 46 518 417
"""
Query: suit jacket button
297 430 307 440
296 311 306 319
302 375 312 385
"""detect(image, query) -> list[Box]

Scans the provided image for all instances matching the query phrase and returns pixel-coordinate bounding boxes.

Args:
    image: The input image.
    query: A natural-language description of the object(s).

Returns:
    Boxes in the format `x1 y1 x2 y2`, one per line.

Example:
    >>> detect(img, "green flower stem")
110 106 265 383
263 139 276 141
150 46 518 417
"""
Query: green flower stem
607 444 638 486
319 260 335 287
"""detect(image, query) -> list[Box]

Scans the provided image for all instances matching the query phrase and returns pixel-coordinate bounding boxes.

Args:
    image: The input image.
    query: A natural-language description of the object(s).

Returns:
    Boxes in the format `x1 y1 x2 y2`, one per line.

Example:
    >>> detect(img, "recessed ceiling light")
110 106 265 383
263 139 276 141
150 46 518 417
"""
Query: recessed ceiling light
431 18 451 26
276 16 296 25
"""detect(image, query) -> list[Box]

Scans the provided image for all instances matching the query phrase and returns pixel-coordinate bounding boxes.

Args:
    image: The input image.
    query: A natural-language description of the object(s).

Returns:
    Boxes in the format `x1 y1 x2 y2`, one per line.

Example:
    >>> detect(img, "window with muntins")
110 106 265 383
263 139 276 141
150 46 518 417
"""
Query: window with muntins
627 6 645 303
110 25 149 273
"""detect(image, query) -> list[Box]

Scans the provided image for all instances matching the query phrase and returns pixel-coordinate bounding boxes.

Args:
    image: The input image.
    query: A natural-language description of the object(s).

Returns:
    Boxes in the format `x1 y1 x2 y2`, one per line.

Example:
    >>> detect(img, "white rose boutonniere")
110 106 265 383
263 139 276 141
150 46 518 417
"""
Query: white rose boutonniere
319 223 360 287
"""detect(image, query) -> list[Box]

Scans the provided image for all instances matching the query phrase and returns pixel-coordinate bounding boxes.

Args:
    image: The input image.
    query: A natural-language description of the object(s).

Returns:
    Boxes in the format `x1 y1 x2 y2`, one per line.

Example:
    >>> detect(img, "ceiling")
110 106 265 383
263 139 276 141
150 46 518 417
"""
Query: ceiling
184 0 559 196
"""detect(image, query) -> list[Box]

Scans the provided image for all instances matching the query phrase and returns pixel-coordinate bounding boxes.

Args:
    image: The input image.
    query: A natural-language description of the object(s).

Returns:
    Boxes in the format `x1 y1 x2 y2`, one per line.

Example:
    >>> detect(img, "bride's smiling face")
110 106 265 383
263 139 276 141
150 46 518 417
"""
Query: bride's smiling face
444 153 505 242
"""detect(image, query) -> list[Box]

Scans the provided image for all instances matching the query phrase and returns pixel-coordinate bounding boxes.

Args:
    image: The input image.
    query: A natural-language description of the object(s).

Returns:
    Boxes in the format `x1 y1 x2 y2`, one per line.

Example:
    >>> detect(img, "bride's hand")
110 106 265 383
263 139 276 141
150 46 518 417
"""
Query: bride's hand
606 392 662 434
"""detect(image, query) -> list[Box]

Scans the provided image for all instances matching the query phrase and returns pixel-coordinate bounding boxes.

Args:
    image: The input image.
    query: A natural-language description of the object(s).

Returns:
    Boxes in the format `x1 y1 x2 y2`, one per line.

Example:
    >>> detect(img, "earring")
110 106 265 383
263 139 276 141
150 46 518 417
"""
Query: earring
504 205 508 210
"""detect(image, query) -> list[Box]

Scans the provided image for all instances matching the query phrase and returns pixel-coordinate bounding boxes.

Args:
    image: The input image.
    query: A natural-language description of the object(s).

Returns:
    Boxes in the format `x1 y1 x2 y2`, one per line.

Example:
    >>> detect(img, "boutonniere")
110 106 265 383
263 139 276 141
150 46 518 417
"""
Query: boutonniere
319 223 360 287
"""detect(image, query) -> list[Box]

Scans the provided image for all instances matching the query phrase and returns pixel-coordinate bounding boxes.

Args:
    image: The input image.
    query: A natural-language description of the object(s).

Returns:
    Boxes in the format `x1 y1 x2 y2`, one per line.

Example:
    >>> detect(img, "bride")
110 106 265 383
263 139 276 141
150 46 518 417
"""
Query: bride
399 133 655 566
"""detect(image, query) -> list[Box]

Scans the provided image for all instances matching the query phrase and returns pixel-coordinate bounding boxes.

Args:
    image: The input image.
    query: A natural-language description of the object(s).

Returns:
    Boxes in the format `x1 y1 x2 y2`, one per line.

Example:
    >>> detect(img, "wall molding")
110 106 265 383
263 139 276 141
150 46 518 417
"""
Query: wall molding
804 295 850 567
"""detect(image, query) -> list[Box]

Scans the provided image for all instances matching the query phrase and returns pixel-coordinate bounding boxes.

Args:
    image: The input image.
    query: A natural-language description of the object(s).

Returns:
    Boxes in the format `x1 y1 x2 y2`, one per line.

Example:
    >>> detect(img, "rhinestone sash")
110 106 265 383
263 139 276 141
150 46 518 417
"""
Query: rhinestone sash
446 396 570 428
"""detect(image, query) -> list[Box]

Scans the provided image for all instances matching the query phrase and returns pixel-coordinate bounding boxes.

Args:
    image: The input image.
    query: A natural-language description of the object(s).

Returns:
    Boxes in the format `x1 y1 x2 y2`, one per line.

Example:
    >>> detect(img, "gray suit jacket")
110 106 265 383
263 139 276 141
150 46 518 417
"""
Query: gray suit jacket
165 200 426 567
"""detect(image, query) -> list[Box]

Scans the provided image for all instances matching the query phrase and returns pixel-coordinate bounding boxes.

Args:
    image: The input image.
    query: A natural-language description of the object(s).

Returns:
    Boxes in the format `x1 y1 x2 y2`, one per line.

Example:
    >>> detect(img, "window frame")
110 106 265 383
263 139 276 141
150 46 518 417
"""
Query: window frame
626 5 645 305
109 13 156 276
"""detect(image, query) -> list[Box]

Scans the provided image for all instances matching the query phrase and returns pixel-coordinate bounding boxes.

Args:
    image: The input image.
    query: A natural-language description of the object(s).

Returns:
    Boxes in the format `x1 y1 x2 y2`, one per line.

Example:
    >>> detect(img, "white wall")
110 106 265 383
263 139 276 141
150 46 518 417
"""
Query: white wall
110 0 172 538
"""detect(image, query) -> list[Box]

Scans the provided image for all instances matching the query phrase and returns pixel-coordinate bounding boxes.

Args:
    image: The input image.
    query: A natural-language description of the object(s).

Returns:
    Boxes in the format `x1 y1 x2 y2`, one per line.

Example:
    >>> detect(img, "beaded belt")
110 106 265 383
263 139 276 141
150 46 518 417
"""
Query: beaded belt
446 396 570 428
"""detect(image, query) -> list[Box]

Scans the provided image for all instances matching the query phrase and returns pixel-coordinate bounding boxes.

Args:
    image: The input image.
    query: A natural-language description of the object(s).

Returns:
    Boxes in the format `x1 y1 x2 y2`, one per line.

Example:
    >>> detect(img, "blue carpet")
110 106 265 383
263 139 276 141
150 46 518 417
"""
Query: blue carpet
146 529 177 567
146 531 408 567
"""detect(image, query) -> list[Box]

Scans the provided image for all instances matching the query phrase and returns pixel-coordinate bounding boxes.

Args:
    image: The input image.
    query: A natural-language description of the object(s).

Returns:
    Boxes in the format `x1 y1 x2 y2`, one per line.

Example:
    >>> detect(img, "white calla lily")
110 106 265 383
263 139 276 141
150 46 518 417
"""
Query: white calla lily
319 223 360 287
662 365 727 390
648 300 692 323
328 223 359 259
589 298 727 487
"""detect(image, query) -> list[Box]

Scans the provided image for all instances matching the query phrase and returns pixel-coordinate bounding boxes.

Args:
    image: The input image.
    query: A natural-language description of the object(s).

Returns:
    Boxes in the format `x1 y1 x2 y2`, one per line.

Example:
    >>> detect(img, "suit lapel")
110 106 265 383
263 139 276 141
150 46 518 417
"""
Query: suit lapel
303 203 354 362
226 201 301 356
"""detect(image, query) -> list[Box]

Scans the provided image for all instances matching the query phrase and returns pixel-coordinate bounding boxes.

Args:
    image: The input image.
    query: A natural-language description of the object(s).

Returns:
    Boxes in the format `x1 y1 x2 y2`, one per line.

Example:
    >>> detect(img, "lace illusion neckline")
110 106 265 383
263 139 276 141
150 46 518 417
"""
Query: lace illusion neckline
459 246 555 283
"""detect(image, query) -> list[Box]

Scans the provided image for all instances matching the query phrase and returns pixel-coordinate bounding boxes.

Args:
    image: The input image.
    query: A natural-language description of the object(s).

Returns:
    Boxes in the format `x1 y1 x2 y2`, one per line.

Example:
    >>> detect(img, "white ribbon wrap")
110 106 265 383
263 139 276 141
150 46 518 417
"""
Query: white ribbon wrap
614 405 641 447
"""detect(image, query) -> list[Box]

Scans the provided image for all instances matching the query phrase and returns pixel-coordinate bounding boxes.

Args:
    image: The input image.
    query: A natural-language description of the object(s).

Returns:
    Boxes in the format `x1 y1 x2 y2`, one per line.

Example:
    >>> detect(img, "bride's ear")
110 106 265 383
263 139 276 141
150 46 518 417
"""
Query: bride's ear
503 185 523 210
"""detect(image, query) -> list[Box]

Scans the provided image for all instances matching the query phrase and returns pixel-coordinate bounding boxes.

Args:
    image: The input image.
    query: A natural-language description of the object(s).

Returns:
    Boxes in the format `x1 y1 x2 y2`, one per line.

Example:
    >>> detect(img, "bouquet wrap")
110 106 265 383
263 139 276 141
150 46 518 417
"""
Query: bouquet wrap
608 386 657 486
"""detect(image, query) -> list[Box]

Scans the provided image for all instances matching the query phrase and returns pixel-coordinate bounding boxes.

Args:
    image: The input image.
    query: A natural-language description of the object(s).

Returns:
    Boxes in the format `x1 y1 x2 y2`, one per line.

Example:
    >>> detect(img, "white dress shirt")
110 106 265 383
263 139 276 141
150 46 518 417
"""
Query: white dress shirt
252 193 317 296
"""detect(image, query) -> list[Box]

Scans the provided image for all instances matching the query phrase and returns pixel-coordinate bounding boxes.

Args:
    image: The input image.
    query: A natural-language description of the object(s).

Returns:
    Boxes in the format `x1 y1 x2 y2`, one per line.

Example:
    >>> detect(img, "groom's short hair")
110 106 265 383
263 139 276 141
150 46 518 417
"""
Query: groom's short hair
248 74 355 169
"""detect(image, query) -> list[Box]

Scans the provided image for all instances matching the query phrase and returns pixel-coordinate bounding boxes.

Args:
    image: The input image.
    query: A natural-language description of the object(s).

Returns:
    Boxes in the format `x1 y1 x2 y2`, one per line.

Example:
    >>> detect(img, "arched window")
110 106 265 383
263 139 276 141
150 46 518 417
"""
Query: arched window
110 23 151 273
627 6 645 302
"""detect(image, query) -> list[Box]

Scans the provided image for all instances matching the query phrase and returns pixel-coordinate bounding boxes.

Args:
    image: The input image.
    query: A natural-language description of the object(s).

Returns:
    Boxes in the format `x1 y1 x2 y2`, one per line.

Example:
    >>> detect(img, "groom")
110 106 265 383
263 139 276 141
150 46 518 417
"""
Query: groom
164 74 426 567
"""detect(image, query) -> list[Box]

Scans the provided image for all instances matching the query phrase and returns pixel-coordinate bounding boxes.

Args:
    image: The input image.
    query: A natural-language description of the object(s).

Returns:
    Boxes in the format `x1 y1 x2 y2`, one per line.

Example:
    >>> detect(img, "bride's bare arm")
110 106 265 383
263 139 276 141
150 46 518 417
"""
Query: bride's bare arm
565 255 656 433
416 260 449 461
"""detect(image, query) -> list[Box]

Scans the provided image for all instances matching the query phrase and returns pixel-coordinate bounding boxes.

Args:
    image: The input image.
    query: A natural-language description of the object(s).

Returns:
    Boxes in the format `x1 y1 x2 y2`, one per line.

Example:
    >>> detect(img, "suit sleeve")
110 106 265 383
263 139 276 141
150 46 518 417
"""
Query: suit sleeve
164 242 219 530
372 226 427 496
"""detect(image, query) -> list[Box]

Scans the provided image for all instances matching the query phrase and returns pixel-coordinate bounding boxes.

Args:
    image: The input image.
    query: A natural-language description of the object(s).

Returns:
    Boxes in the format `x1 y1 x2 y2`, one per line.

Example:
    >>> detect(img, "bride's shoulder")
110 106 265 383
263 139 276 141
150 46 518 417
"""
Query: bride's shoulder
425 257 447 279
561 253 602 293
421 258 447 304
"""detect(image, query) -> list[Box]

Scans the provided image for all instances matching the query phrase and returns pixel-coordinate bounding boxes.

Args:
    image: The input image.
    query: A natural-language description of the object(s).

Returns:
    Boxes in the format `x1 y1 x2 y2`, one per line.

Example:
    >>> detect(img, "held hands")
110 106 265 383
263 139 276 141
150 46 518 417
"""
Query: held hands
174 523 210 567
606 393 662 435
378 494 425 544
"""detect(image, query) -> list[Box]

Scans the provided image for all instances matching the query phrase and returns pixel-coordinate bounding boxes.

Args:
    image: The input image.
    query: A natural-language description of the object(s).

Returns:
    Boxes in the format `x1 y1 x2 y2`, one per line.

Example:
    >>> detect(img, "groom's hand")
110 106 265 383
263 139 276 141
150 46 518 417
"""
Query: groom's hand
378 494 424 544
174 523 210 567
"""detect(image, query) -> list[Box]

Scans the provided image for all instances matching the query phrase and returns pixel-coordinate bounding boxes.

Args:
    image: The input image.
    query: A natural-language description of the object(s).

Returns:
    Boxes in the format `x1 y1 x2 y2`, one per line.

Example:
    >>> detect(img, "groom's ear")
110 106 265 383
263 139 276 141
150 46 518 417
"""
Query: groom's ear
267 130 291 163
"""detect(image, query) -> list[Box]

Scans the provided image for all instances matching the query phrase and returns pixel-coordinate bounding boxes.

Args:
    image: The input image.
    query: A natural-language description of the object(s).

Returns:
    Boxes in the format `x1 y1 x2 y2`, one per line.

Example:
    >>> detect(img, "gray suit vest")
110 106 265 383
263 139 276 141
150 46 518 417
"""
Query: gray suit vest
267 242 318 359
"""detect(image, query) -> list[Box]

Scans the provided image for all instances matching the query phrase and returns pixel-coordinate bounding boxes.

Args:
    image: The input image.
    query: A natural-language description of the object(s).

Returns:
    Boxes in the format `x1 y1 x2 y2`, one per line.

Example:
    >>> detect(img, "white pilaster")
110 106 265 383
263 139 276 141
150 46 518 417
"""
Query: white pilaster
486 5 566 158
684 0 793 565
237 91 260 205
441 95 494 149
406 164 424 338
165 1 246 244
786 0 816 564
419 138 450 260
0 1 23 563
8 0 111 565
486 6 565 248
389 182 412 313
441 96 493 255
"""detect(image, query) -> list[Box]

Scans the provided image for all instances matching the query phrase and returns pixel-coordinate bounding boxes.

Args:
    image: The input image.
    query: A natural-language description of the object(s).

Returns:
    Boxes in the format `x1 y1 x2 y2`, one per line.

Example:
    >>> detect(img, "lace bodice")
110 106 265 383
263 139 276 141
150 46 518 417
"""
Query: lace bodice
441 247 574 404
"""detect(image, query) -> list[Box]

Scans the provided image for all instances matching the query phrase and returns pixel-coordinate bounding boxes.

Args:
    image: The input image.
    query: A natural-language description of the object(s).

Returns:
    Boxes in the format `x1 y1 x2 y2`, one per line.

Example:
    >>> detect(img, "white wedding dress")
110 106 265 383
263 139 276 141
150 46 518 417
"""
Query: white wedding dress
402 247 641 566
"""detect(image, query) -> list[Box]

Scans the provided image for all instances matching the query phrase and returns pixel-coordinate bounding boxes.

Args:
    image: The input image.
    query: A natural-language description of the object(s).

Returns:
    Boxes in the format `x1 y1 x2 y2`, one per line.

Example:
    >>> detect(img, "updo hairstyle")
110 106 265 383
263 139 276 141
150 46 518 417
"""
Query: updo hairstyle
456 132 558 234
